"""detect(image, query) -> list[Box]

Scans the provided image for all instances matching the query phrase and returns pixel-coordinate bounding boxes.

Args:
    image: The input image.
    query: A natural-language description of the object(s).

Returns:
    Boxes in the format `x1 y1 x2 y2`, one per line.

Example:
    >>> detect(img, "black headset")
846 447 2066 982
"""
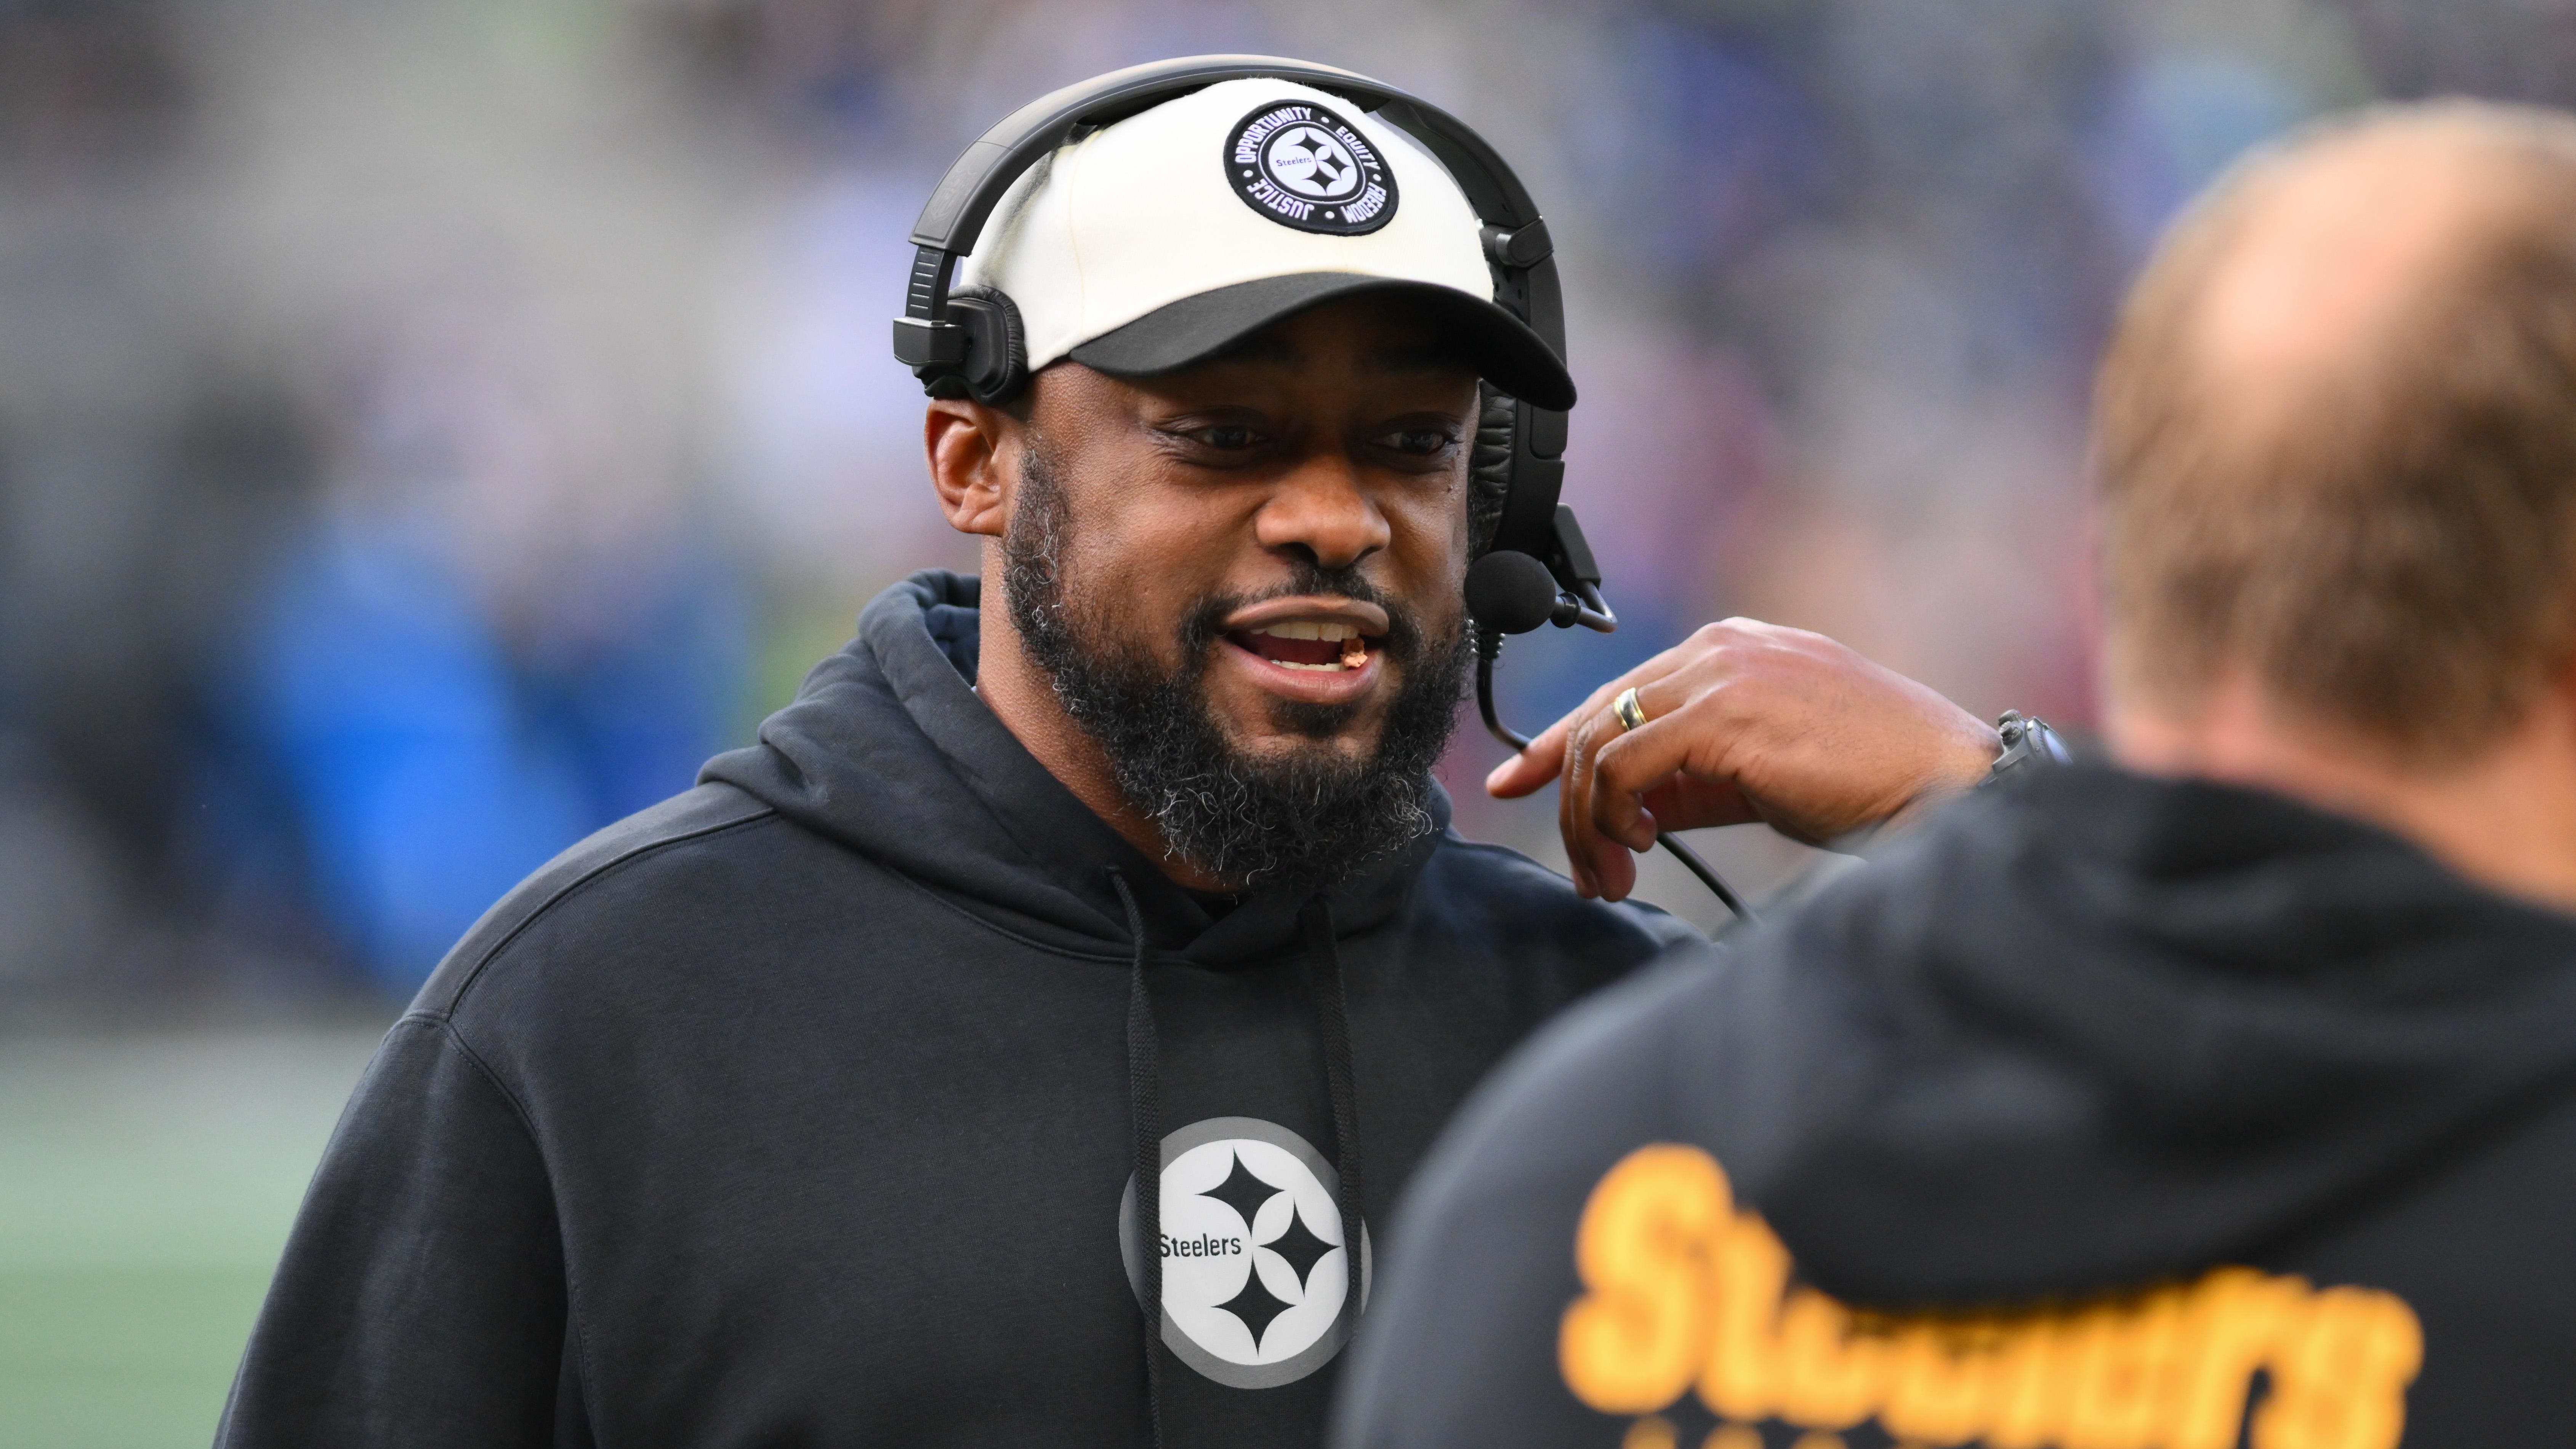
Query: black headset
892 55 1752 922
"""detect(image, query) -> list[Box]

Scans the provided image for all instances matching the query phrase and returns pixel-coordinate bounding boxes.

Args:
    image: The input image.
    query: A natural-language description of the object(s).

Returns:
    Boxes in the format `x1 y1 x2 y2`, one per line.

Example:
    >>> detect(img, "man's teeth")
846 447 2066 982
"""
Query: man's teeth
1252 620 1361 642
1245 620 1373 672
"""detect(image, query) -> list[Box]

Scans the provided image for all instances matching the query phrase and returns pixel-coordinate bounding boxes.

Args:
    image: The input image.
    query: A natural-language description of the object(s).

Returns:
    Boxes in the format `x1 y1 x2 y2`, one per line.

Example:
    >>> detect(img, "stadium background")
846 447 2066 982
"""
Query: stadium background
1 0 2565 1442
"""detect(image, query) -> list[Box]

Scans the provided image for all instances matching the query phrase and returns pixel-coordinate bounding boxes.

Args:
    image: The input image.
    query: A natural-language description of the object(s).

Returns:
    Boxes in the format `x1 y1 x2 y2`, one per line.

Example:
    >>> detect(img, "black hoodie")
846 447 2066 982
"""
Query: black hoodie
1332 765 2576 1449
216 571 1701 1449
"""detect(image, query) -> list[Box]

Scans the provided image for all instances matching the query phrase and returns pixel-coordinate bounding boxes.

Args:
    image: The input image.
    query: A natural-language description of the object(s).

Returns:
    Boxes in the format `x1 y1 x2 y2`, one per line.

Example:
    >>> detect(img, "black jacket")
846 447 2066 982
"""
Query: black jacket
1334 765 2576 1449
216 571 1699 1449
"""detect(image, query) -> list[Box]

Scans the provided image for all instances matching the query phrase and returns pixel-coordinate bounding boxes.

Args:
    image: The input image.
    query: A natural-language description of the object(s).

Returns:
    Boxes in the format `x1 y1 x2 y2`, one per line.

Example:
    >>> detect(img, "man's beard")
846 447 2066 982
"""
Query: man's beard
1003 444 1470 893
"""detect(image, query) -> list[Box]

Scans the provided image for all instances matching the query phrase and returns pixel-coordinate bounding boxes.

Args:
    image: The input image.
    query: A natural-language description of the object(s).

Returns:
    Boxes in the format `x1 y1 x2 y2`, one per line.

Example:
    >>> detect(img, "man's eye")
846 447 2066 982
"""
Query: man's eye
1190 425 1261 450
1385 428 1455 456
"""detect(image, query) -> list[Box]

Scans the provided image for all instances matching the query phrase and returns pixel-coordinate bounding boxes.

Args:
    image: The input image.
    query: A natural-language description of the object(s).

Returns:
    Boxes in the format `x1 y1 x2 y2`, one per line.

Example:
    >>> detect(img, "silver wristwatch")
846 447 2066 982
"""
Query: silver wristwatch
1981 710 2071 788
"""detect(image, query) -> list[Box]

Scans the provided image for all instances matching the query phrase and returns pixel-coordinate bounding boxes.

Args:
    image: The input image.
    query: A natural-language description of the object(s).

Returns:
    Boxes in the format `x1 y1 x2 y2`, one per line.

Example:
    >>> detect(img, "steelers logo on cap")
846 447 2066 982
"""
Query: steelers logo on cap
1224 99 1400 236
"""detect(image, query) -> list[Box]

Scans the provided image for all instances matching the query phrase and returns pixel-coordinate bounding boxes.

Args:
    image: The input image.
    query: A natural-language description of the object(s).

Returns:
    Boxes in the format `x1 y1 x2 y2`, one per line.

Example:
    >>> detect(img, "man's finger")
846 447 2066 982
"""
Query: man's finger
1504 675 1638 799
1497 638 1710 799
1563 665 1709 844
1581 829 1641 901
1527 624 1776 890
1554 653 1725 891
1488 670 1637 799
1590 710 1731 852
1564 702 1643 897
1560 708 1605 894
1485 716 1569 798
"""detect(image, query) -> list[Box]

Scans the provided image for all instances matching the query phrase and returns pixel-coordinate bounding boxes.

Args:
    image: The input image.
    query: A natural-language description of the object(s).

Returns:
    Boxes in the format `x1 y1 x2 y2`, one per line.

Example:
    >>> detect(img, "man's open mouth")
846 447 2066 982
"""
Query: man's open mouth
1226 620 1378 673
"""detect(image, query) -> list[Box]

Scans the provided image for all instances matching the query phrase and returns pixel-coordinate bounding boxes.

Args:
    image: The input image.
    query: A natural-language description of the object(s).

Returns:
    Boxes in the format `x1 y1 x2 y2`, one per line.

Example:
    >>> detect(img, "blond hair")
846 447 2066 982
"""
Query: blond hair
2096 101 2576 756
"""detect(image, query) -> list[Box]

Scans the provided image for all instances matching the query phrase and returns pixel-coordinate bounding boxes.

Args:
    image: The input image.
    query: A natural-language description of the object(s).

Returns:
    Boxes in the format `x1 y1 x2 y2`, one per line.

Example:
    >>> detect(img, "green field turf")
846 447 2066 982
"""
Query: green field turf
0 1027 388 1449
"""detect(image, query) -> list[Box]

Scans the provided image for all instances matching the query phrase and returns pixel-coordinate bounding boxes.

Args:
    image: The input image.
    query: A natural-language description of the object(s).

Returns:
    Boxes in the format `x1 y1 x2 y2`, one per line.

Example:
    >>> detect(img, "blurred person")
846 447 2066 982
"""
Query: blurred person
242 285 748 994
1333 100 2576 1448
215 67 1983 1449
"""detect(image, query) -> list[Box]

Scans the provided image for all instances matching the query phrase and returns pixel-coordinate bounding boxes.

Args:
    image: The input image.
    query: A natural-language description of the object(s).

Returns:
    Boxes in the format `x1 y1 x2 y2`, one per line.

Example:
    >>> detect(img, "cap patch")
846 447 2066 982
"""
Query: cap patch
1224 99 1399 236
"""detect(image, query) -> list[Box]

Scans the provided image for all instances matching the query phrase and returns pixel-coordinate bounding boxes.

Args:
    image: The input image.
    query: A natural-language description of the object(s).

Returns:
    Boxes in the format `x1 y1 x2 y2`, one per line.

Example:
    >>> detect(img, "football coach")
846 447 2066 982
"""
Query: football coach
216 59 1994 1449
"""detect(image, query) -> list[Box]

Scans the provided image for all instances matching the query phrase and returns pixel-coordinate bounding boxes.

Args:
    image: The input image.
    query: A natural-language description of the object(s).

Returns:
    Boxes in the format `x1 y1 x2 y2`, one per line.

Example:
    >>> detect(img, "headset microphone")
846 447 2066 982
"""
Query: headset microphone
1464 550 1569 637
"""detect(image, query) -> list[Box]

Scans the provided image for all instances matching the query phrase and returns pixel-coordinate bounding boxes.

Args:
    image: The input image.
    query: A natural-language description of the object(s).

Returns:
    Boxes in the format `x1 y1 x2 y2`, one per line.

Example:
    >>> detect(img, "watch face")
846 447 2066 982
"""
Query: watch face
2033 722 2074 765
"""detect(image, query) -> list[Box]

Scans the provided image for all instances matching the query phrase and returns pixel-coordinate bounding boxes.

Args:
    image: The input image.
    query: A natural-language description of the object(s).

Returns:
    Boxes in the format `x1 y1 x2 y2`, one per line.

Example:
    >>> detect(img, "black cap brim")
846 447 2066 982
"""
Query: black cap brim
1065 273 1575 410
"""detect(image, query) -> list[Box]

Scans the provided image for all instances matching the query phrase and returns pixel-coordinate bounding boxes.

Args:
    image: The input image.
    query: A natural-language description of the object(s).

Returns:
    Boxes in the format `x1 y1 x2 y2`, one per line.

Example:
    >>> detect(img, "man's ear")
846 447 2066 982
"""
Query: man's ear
926 397 1018 539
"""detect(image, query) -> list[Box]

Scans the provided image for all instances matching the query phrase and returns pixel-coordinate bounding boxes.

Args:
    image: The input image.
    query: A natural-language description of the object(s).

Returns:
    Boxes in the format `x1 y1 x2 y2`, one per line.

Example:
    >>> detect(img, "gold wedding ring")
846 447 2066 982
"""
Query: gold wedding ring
1612 686 1648 733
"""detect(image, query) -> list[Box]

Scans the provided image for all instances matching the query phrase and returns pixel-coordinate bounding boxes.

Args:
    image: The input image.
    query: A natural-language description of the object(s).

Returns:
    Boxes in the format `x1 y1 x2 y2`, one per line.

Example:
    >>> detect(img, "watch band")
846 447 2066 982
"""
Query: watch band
1982 710 2071 788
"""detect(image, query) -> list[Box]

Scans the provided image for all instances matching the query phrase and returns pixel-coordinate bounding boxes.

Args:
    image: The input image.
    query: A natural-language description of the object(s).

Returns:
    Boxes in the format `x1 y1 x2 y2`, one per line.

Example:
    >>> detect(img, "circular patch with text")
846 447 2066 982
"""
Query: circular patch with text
1118 1116 1373 1388
1223 99 1399 236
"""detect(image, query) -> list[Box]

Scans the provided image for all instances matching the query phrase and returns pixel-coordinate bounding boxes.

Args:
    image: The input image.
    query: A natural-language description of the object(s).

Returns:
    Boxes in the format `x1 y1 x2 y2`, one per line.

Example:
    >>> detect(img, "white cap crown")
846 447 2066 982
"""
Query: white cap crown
955 78 1497 374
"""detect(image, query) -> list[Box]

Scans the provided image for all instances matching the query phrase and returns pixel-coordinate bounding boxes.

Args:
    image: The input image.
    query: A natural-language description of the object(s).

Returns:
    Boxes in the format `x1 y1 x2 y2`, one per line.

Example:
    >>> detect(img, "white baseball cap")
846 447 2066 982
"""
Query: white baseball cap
953 76 1575 409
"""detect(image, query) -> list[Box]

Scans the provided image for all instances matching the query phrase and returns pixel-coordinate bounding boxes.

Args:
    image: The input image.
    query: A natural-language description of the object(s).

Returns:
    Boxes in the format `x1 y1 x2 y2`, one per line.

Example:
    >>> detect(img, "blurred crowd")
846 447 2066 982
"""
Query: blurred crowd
2 0 2567 1013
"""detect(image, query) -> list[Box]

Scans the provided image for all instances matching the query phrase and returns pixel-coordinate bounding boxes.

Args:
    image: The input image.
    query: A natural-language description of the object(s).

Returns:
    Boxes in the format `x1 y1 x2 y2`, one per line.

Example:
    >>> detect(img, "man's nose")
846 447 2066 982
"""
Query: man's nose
1254 451 1391 572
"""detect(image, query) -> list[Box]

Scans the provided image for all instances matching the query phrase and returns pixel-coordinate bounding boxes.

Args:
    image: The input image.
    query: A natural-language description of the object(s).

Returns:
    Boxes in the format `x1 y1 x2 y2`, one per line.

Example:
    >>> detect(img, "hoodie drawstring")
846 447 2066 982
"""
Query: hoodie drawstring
1110 869 1166 1449
1299 896 1367 1330
1114 875 1366 1449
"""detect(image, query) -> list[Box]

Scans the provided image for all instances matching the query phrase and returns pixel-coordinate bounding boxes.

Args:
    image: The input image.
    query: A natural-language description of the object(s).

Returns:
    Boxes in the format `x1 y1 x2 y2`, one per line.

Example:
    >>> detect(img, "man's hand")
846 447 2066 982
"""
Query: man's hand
1485 619 2000 901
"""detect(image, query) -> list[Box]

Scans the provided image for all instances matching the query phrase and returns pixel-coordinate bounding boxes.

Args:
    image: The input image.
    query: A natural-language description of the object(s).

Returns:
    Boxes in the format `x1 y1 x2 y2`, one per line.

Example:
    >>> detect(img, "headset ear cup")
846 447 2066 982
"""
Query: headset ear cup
1468 383 1517 556
950 286 1030 406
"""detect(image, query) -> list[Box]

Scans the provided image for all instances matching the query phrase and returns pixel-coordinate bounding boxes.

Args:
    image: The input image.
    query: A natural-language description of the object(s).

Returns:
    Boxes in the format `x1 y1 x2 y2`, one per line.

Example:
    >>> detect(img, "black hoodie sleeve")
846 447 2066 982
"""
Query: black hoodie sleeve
215 1015 582 1448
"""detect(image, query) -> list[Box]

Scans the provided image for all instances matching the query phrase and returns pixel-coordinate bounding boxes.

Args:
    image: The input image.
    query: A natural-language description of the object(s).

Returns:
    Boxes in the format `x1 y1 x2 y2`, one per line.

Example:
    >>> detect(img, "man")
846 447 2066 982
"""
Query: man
1332 101 2576 1449
216 71 1985 1448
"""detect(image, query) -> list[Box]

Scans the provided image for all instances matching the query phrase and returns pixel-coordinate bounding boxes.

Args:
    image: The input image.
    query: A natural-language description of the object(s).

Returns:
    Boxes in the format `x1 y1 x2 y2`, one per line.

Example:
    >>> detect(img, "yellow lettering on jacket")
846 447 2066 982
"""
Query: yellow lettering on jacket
1699 1212 1791 1420
2252 1287 2422 1449
1880 1318 2007 1445
1561 1145 2424 1449
1561 1145 1731 1412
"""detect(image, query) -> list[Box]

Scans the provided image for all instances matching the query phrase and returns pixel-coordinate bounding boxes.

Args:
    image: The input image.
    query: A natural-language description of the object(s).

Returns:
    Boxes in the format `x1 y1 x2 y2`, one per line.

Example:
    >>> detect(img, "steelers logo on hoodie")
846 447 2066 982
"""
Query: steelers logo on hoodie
1119 1116 1372 1388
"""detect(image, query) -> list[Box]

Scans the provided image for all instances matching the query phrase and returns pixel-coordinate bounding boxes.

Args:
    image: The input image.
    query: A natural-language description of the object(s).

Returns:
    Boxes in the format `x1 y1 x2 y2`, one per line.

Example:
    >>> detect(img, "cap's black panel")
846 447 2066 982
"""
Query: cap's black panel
1066 273 1575 410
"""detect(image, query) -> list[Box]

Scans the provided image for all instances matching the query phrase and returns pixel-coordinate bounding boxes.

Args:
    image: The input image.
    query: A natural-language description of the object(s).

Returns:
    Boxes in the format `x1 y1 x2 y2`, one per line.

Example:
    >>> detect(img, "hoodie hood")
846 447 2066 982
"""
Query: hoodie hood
701 569 1447 967
1694 763 2576 1308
